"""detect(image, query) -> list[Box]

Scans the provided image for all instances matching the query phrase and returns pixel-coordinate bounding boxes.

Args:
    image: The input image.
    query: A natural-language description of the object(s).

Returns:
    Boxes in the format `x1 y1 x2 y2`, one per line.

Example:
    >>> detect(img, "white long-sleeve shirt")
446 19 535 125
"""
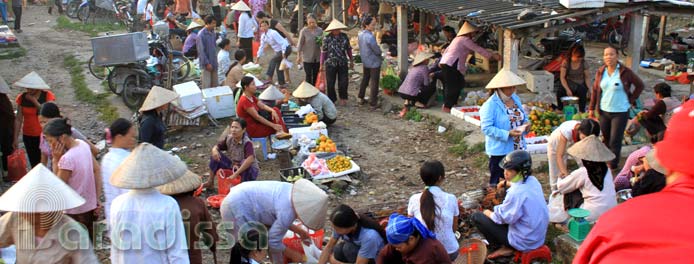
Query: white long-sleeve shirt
237 12 257 38
110 189 190 264
257 28 289 58
220 181 296 264
557 167 618 223
100 147 130 222
217 49 232 84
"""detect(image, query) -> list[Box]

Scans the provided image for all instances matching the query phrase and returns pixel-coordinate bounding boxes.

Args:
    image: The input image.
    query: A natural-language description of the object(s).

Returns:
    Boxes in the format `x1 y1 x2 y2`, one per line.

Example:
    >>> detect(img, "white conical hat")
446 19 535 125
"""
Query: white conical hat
156 170 202 195
13 71 50 90
413 52 434 66
231 1 251 11
325 19 348 32
110 143 188 189
186 21 203 31
485 69 526 89
291 179 328 230
292 81 320 98
0 75 9 94
457 22 478 36
258 85 285 101
139 86 179 112
568 135 616 162
0 164 85 212
236 74 264 88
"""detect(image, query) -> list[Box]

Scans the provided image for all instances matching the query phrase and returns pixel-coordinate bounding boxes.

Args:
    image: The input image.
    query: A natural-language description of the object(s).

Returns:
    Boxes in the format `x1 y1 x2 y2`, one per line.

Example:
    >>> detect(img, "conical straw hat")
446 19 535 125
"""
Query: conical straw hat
0 75 9 94
485 69 526 89
0 164 85 212
325 19 348 32
110 143 188 189
258 85 285 101
187 21 203 31
291 179 328 230
292 81 320 98
139 86 179 112
645 149 666 175
13 71 50 90
156 170 202 195
568 135 616 162
236 74 264 88
413 52 434 66
457 22 478 36
231 1 251 11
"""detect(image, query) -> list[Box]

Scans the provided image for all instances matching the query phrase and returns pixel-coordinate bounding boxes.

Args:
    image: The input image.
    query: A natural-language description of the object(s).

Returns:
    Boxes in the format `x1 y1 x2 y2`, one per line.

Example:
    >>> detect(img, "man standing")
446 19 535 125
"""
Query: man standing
11 0 24 33
197 15 218 88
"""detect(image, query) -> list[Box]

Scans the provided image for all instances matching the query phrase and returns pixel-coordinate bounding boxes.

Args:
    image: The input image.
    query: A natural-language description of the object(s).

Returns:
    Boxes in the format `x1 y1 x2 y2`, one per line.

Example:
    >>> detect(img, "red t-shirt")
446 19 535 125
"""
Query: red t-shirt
574 174 694 264
236 95 275 138
16 91 56 137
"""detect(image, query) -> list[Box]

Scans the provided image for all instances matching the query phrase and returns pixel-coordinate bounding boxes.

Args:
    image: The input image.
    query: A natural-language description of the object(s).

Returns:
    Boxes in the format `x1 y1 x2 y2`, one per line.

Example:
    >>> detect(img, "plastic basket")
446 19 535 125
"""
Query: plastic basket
283 115 310 129
279 167 311 182
282 227 324 257
216 169 242 195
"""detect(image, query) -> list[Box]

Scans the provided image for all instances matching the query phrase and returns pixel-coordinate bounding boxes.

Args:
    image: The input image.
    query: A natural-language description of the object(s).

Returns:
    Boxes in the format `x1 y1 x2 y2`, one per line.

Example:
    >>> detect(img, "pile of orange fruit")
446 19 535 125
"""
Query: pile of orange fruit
304 112 318 124
312 134 337 152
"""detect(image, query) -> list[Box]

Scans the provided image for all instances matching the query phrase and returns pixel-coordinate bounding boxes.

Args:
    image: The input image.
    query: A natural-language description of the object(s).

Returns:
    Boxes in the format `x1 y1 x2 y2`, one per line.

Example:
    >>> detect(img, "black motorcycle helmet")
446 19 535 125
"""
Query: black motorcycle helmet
499 150 533 182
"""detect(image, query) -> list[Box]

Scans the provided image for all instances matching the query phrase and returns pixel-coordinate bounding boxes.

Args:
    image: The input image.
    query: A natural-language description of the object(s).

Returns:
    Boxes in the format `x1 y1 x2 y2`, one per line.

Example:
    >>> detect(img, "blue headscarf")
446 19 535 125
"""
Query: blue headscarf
385 213 436 244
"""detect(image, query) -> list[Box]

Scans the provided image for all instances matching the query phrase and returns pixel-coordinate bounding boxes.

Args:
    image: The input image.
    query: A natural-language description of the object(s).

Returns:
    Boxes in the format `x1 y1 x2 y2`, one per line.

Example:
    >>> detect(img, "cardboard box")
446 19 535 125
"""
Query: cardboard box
202 86 236 119
173 81 204 111
468 49 499 73
518 70 554 93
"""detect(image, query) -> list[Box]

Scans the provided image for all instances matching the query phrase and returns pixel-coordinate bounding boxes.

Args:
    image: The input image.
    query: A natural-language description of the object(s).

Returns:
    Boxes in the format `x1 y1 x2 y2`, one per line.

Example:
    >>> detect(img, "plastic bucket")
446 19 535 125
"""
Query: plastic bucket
216 169 241 195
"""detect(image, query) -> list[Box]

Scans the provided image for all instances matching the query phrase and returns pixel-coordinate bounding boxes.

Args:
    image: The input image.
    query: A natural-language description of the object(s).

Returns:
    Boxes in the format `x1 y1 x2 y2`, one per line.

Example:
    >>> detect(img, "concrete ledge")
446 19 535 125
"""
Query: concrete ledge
554 234 581 264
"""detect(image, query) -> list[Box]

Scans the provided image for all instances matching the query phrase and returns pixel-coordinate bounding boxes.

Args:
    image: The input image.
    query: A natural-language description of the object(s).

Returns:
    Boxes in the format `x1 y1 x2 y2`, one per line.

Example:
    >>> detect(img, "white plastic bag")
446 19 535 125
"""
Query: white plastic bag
548 191 569 223
295 104 315 118
301 241 322 263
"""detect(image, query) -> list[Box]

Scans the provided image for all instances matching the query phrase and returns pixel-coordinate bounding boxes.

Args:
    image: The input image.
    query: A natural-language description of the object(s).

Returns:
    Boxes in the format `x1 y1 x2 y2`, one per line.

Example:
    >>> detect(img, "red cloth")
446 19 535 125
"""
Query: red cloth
236 95 286 138
573 174 694 264
656 100 694 175
15 91 55 137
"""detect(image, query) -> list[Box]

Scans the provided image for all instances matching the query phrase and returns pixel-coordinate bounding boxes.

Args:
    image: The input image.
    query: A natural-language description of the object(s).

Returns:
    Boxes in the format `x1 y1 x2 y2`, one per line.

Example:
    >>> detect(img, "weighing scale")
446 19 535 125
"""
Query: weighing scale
567 208 592 242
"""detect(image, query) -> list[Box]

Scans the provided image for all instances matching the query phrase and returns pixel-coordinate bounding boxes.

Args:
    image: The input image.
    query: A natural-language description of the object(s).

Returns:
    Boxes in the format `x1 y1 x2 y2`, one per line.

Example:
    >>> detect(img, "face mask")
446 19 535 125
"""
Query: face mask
510 172 523 183
497 90 513 102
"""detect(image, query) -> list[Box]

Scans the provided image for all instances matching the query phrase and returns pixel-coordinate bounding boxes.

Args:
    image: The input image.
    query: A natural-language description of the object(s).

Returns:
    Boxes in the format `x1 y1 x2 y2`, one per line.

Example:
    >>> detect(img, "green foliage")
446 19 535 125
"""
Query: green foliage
0 47 26 60
379 74 400 91
405 108 423 122
63 55 120 123
56 16 125 37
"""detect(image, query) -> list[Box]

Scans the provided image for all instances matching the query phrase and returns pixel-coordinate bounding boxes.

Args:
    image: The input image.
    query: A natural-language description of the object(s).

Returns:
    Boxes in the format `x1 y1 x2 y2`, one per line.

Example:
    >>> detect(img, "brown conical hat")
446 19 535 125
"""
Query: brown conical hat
139 86 179 112
485 69 526 89
568 135 616 162
13 71 50 90
0 164 85 212
413 52 434 66
156 170 202 195
258 85 285 101
231 1 251 11
292 81 320 98
457 22 478 36
291 179 328 230
110 143 188 189
325 19 348 32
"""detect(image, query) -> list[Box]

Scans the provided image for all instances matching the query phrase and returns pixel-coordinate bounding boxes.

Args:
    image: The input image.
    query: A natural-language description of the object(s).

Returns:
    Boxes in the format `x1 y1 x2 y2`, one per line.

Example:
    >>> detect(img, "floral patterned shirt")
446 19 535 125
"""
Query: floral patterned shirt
321 32 352 67
507 105 527 150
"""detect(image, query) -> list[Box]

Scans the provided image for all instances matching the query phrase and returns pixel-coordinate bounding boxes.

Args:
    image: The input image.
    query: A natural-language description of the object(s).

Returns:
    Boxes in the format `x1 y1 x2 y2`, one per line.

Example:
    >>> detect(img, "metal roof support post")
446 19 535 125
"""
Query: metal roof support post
298 0 304 35
626 13 646 73
502 29 519 72
271 0 279 18
497 28 504 72
332 0 338 22
657 15 667 54
342 0 348 24
397 4 408 79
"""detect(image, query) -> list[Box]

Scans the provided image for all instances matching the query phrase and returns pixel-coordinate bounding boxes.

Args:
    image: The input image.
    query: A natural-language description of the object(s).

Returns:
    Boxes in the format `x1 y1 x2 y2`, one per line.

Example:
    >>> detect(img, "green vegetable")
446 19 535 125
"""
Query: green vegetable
405 109 423 122
380 74 401 92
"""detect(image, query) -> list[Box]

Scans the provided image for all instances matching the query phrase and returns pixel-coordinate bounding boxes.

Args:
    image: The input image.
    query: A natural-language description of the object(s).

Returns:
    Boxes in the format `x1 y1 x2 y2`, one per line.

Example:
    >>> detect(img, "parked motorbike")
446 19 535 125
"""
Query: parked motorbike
66 0 81 18
112 0 134 32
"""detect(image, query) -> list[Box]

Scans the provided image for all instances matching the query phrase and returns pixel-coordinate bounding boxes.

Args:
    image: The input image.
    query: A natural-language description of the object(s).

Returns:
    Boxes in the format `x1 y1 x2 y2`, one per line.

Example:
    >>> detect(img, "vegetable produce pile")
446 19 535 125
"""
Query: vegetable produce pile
312 134 337 153
380 75 400 92
529 109 564 136
327 156 352 173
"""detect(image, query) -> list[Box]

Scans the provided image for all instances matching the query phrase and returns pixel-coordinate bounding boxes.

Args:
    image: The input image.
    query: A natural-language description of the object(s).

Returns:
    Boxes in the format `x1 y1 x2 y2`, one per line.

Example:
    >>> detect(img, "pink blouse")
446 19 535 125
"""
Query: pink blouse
59 139 98 215
440 35 492 75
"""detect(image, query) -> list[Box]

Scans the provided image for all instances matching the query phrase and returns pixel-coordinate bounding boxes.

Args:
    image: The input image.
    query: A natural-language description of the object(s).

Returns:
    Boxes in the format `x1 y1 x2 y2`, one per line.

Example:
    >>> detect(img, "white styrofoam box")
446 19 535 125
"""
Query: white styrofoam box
202 86 236 119
173 81 204 111
518 70 554 93
526 136 549 154
290 127 328 146
559 0 604 8
451 106 481 120
463 113 481 127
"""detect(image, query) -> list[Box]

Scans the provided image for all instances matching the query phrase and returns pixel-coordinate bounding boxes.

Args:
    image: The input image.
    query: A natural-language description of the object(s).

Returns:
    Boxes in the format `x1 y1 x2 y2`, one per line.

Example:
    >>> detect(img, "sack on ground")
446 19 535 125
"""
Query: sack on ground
548 191 569 223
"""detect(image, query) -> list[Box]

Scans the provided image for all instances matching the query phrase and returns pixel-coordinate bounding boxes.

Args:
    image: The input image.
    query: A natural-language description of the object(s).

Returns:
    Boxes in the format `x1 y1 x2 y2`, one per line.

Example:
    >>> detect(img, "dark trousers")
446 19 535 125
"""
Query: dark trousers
556 81 588 112
442 64 465 108
239 37 253 61
212 5 222 27
599 111 629 168
303 62 320 86
23 135 40 168
68 210 96 245
471 212 512 249
359 67 380 106
399 84 436 105
322 116 336 125
12 6 21 30
0 127 13 172
266 45 292 85
325 65 348 102
489 155 505 186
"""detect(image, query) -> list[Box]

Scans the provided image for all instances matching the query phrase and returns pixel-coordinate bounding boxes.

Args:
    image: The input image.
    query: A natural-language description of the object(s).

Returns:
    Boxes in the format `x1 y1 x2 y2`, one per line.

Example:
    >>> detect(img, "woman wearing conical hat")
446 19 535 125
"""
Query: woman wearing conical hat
0 165 98 263
397 52 436 115
439 22 501 113
183 19 204 58
13 71 54 167
233 1 257 61
138 86 179 149
156 170 218 264
109 143 190 263
553 135 618 223
292 81 337 124
321 19 354 105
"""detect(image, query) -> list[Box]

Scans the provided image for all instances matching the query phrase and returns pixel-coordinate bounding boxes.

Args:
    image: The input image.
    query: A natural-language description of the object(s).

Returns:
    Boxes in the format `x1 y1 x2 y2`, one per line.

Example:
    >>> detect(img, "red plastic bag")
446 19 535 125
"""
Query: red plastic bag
7 149 28 182
315 71 325 93
216 168 242 195
252 40 260 58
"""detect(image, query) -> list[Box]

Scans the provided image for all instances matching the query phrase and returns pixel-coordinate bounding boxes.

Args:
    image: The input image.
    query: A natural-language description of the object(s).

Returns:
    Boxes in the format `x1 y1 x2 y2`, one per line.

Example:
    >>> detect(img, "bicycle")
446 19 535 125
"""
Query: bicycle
312 0 359 30
280 0 296 20
77 0 96 23
66 0 81 18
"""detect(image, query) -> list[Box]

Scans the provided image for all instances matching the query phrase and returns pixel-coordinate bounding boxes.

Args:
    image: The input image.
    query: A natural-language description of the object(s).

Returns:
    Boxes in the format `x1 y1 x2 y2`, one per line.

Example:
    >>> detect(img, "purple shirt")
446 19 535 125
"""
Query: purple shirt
614 145 651 190
183 31 198 53
397 64 429 97
197 27 218 70
60 139 98 215
440 35 492 74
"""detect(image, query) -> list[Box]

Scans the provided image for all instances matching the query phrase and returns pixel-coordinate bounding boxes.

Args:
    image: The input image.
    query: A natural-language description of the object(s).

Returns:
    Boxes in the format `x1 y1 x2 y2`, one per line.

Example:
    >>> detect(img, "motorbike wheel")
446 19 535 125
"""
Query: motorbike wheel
77 5 90 22
122 74 151 110
67 0 80 18
171 54 191 82
88 55 110 80
106 66 132 95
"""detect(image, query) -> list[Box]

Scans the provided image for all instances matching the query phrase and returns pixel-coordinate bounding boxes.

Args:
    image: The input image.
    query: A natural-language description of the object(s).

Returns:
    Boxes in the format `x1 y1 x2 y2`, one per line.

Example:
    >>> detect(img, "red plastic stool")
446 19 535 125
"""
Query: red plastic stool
513 245 552 264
